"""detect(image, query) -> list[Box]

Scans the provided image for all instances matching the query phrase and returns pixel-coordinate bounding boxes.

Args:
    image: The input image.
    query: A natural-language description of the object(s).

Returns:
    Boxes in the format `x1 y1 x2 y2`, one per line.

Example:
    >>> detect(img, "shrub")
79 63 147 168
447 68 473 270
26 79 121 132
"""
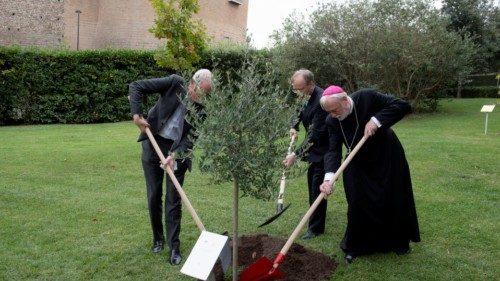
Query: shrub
0 45 269 125
461 86 499 98
0 46 166 124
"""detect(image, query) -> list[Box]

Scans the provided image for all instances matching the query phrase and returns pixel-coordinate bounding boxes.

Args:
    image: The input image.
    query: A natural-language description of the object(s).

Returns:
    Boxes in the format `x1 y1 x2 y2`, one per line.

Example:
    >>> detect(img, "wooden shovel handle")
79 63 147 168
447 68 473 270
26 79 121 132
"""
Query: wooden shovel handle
273 135 369 267
277 136 296 204
145 127 206 232
287 135 296 155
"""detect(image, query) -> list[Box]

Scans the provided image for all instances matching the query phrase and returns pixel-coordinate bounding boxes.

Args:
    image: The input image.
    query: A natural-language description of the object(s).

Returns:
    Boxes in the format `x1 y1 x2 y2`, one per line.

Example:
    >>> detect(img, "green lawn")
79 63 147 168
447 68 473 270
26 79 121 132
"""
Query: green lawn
0 98 498 281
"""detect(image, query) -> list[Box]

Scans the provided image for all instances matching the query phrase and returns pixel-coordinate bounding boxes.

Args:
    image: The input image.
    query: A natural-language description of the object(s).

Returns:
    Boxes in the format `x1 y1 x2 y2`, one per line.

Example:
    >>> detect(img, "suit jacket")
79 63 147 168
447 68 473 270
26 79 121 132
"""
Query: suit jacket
129 74 198 155
293 85 329 163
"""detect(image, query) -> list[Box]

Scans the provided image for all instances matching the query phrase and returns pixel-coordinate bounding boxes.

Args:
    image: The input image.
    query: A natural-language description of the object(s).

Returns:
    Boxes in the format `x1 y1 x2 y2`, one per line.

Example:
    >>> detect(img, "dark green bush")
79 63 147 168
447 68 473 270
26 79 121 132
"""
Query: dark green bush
0 45 268 125
467 74 498 87
0 46 167 124
200 45 273 86
461 86 499 98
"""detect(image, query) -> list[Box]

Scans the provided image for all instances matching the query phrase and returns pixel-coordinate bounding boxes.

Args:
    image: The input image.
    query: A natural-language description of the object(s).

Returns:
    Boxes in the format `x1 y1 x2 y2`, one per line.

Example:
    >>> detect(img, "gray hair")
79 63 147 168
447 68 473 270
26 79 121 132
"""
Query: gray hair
192 69 212 85
292 69 315 85
319 92 348 110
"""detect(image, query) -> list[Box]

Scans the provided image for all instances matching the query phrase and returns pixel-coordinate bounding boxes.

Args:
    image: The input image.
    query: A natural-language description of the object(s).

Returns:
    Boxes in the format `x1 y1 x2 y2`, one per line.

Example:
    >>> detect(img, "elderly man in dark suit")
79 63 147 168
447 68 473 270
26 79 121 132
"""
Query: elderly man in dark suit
128 69 212 265
319 86 420 263
283 69 329 240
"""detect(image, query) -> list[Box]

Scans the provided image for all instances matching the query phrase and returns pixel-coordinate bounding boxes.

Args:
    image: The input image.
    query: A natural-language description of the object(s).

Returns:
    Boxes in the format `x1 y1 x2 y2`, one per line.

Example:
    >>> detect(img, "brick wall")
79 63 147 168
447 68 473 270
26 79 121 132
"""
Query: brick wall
0 0 248 50
197 0 248 43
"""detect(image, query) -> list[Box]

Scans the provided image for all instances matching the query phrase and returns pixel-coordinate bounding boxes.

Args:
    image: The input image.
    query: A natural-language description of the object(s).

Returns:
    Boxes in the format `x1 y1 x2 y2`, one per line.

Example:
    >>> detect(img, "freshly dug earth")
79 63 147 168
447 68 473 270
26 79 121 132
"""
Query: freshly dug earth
237 234 337 281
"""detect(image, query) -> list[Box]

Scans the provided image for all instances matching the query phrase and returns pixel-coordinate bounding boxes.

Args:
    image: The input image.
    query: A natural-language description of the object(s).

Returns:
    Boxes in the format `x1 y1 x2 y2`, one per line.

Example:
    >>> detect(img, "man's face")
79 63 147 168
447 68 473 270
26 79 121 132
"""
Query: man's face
292 76 310 98
323 96 350 120
188 80 211 103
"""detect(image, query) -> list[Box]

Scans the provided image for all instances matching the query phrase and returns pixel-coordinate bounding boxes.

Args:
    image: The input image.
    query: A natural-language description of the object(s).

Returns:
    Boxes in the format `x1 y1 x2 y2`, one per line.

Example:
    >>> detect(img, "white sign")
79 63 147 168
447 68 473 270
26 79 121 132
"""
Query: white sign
480 105 496 134
181 231 230 280
480 105 495 113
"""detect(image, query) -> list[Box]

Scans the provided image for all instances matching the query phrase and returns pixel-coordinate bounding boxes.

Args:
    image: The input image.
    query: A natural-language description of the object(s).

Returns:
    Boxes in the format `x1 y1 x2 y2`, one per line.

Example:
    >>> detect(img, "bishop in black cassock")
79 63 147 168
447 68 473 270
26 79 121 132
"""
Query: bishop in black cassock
319 86 420 263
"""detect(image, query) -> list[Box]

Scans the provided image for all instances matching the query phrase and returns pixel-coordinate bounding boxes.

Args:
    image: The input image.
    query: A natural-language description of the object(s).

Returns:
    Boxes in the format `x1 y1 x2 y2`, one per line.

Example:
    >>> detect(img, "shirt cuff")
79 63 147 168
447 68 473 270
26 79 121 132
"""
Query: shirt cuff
324 172 335 182
371 116 382 128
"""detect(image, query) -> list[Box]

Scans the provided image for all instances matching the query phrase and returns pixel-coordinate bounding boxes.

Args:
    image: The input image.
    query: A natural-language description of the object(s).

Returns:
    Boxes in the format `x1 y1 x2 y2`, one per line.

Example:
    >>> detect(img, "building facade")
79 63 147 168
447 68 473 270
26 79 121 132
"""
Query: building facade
0 0 248 50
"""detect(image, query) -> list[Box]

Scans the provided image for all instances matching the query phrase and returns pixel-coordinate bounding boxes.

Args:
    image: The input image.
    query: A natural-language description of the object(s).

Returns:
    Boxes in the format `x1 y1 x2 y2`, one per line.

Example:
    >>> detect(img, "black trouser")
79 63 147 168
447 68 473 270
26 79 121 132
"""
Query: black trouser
141 137 189 251
307 160 327 234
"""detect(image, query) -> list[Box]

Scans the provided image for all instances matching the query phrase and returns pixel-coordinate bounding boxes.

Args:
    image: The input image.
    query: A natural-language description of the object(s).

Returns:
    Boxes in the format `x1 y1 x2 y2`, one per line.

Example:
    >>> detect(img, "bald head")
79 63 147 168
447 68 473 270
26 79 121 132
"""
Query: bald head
188 69 212 102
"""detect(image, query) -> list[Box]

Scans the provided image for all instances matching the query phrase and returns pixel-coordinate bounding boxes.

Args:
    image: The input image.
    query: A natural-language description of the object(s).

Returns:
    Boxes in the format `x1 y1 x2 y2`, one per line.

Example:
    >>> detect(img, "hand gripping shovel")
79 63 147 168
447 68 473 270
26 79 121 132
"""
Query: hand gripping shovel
240 135 368 281
258 135 296 228
145 128 231 281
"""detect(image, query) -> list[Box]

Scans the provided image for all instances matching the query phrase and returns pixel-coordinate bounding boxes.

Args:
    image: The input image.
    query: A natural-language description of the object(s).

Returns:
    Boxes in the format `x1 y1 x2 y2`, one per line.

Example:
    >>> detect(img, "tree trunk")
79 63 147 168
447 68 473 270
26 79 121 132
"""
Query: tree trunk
456 80 462 98
232 179 239 281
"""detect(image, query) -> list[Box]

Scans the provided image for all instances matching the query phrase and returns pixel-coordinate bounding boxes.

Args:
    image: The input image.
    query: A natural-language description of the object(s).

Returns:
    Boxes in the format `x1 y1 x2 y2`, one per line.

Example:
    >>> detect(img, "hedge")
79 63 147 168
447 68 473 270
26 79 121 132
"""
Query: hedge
467 73 498 87
0 47 165 124
12 44 496 125
460 86 499 98
0 45 269 125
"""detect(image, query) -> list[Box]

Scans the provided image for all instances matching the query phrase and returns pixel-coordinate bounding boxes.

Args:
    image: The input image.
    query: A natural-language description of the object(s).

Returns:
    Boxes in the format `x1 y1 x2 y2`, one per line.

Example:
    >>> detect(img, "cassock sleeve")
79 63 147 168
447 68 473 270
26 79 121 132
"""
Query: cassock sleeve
371 91 411 129
323 116 343 174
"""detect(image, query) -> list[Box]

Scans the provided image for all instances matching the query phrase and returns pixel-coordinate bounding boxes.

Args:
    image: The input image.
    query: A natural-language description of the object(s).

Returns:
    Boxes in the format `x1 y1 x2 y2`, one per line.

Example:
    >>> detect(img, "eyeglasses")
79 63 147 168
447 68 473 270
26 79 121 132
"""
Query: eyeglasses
292 86 308 95
292 80 310 95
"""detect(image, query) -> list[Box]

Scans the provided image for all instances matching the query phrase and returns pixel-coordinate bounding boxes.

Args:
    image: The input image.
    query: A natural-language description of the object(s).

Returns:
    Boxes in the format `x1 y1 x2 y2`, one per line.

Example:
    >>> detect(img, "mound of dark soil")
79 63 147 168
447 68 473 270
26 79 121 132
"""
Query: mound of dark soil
236 234 337 281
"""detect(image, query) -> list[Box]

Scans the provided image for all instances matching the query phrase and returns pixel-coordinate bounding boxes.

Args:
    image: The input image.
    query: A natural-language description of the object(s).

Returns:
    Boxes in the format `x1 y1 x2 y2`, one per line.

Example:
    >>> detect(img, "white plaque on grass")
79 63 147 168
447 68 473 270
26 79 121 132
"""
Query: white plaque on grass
181 231 229 280
480 105 495 112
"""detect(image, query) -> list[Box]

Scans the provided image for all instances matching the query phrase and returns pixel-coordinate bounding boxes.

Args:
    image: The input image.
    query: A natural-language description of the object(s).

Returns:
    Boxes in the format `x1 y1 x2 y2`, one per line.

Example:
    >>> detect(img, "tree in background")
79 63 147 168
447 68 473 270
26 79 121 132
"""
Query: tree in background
442 0 499 73
272 0 477 111
149 0 208 71
441 0 499 97
190 59 297 280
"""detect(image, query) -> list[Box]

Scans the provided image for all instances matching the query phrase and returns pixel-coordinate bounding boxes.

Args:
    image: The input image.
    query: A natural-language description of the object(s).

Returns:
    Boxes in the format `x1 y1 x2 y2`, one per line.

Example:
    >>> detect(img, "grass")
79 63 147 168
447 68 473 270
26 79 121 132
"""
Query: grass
0 98 499 281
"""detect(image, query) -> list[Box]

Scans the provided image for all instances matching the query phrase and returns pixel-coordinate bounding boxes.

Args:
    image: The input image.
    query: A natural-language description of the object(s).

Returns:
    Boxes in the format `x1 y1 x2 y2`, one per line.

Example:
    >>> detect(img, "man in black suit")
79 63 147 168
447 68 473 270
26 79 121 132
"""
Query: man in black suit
319 86 420 263
283 69 329 240
128 69 212 265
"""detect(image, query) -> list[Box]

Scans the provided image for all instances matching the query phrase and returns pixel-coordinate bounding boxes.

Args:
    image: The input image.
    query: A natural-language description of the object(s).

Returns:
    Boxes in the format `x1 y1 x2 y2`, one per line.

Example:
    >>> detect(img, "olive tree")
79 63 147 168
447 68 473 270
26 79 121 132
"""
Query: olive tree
190 59 297 280
272 0 477 111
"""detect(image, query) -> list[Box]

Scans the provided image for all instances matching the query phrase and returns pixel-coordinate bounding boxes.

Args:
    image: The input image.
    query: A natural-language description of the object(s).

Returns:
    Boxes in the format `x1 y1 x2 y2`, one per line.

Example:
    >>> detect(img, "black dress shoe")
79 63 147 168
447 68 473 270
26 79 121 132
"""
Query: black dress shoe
151 241 164 253
301 230 319 240
169 249 182 265
344 253 356 264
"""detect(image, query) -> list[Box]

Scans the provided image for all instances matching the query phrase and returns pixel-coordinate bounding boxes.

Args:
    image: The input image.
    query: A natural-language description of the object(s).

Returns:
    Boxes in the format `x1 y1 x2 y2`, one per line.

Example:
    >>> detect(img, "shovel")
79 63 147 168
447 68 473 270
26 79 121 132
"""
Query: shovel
258 135 296 228
144 128 231 280
240 135 368 281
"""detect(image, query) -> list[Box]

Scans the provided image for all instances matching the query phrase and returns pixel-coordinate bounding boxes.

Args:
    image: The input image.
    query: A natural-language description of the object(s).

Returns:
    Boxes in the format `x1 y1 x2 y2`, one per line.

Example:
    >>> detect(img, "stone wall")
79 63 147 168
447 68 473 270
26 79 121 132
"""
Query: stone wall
0 0 65 48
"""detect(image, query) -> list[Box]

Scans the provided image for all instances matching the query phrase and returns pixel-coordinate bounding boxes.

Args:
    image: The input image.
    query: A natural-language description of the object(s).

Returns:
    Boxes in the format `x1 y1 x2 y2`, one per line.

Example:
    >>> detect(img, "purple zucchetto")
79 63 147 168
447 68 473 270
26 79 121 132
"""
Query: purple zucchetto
322 85 345 96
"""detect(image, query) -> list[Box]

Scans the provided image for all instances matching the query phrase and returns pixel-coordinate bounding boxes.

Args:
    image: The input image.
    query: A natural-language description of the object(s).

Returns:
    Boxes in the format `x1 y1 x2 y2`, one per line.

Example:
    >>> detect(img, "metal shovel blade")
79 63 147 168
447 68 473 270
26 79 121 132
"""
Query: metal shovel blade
239 256 285 281
258 203 291 228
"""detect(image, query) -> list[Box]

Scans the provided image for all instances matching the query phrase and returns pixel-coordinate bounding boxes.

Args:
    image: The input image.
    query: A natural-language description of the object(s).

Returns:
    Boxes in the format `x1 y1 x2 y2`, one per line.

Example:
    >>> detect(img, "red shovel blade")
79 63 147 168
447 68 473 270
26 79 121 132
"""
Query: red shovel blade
239 256 285 281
